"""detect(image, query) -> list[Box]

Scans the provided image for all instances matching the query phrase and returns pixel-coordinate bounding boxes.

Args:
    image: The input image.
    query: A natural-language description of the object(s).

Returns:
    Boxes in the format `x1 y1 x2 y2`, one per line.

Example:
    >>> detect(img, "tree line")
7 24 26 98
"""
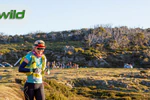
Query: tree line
0 25 150 67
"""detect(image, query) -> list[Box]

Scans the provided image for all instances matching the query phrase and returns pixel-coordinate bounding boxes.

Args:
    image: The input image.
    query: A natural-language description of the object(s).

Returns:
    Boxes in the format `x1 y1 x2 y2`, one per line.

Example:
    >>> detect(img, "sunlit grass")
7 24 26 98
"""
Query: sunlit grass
0 84 24 100
0 67 150 99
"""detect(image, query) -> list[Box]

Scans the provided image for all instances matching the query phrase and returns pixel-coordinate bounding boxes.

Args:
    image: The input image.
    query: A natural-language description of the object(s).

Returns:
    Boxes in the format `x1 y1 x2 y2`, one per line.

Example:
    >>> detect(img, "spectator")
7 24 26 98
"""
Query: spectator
124 63 133 68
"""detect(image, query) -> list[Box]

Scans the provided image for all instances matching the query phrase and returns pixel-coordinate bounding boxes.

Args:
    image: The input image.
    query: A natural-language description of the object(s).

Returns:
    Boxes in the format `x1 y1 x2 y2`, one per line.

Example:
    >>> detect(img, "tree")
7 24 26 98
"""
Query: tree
61 31 69 41
84 33 97 47
132 32 147 46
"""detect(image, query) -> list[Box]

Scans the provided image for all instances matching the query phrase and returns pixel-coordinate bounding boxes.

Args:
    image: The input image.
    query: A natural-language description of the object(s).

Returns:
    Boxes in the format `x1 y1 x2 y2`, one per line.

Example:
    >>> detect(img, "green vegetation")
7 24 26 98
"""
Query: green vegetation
0 68 150 99
0 26 150 68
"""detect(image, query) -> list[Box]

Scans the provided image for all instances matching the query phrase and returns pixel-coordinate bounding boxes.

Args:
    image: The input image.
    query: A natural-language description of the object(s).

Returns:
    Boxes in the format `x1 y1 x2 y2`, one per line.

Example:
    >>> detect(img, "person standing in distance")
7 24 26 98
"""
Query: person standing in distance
19 40 48 100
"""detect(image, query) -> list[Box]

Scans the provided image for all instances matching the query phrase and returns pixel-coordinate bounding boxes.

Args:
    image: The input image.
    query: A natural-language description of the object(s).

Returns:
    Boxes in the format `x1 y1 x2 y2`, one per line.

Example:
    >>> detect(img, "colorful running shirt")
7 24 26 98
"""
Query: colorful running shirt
25 52 47 83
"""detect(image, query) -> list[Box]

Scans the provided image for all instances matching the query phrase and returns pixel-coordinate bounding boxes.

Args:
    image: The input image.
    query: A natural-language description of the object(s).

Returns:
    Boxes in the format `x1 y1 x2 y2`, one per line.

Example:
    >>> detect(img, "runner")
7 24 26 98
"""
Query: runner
19 40 48 100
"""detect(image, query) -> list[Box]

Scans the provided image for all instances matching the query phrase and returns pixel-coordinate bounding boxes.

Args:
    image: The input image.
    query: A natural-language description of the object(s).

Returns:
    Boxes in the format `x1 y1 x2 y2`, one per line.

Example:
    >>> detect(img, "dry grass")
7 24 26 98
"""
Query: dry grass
48 68 141 82
0 84 24 100
0 67 150 99
47 68 150 99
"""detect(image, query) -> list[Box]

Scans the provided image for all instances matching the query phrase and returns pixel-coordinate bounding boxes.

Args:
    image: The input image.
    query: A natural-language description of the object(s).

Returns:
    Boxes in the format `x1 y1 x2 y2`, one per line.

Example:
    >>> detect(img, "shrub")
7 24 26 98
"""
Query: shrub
115 92 128 97
46 91 68 100
67 51 73 55
74 47 84 53
0 49 10 54
116 96 132 100
140 70 149 74
143 58 149 63
44 79 74 97
88 86 97 90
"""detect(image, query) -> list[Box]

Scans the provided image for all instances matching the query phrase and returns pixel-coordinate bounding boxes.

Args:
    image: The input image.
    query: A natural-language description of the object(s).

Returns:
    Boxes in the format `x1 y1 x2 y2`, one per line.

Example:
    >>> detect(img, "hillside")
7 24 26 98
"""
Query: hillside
0 26 150 68
0 67 150 99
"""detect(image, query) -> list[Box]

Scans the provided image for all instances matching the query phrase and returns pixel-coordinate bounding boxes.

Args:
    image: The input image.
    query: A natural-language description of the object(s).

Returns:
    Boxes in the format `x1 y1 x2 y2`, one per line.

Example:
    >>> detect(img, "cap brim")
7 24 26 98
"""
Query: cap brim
35 44 46 48
36 45 46 48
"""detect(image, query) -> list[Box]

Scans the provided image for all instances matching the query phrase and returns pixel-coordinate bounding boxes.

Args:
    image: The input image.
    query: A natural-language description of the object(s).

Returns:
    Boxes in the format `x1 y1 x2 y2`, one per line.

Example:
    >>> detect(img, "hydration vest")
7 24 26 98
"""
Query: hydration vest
20 52 46 76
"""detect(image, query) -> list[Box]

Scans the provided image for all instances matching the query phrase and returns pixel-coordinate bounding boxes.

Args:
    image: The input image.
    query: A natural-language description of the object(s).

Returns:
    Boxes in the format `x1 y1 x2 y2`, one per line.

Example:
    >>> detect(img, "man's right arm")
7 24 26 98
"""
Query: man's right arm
18 61 31 72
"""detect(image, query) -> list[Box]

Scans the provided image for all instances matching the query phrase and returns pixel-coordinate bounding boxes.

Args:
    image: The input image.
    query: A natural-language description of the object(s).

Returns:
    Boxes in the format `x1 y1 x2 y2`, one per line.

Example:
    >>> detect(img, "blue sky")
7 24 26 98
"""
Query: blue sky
0 0 150 35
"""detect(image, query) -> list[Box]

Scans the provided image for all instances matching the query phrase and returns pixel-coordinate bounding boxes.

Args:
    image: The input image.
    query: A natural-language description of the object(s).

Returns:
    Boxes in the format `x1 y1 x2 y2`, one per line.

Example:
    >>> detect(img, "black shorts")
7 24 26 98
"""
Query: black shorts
24 82 45 100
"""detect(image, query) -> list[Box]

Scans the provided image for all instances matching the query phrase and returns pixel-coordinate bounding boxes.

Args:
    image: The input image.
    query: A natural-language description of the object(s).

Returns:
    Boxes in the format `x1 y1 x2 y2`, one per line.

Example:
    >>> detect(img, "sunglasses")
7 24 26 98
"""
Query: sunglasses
37 48 45 50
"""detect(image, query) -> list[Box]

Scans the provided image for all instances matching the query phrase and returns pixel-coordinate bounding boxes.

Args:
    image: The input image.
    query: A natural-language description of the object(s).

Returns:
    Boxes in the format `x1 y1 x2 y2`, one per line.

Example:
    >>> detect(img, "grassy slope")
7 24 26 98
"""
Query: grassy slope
0 67 150 99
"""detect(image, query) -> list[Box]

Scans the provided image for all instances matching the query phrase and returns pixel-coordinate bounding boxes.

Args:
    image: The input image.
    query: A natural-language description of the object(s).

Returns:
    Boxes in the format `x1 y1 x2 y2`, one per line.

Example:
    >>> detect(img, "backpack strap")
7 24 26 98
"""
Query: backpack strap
41 55 46 76
26 54 46 76
25 53 37 76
